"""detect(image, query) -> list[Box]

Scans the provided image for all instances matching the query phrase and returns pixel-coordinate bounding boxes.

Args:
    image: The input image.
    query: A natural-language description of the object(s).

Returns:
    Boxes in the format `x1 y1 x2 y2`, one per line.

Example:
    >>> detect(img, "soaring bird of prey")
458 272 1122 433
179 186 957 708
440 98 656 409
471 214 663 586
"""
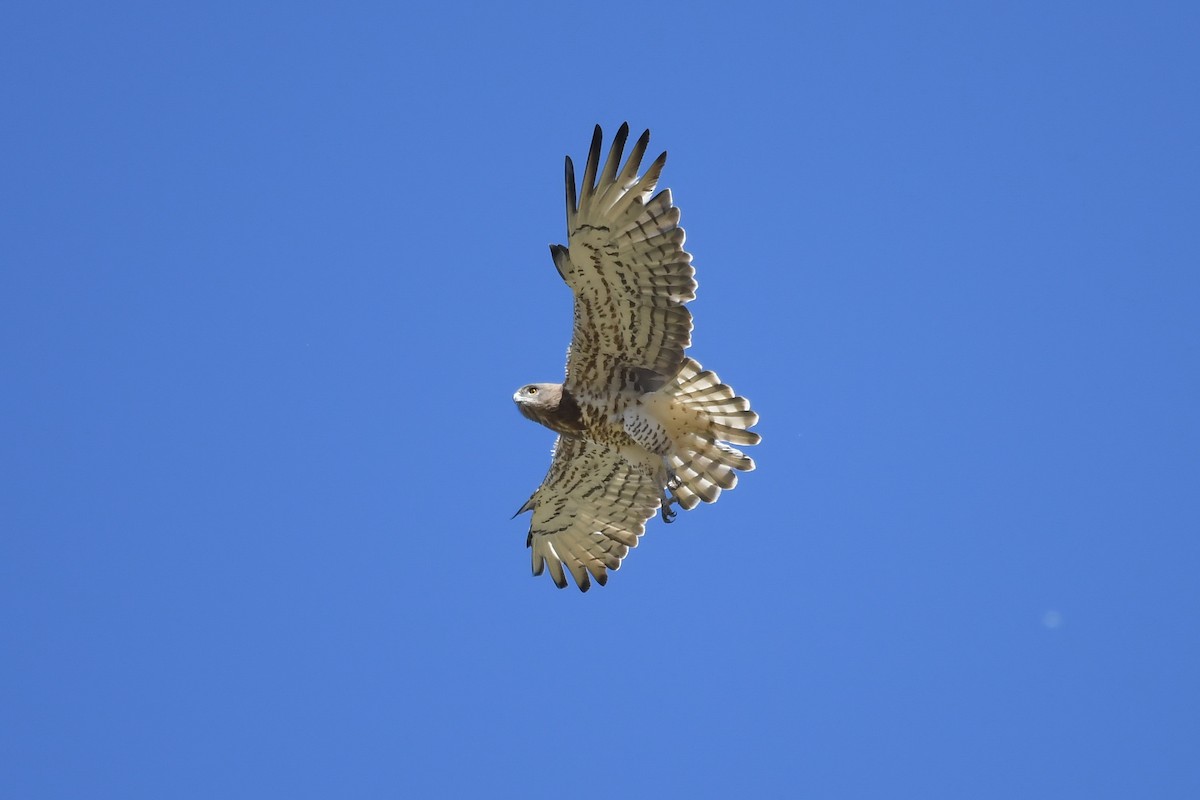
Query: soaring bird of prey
512 123 759 591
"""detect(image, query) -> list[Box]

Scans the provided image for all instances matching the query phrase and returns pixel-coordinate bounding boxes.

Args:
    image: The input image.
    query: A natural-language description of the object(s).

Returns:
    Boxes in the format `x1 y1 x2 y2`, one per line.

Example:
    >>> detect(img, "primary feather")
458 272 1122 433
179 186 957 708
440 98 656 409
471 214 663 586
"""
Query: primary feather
513 124 759 591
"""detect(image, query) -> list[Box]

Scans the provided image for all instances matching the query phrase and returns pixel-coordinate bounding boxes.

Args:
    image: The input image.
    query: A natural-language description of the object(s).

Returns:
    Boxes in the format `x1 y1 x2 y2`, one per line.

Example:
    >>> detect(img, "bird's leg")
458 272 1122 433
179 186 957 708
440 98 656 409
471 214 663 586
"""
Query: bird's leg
660 491 677 523
662 461 683 491
659 460 681 523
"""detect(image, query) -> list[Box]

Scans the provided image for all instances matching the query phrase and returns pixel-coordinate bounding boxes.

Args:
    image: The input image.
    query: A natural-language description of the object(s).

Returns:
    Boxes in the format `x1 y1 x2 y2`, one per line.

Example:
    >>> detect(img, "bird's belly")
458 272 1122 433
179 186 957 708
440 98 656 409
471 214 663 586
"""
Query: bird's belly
579 401 639 449
575 399 670 482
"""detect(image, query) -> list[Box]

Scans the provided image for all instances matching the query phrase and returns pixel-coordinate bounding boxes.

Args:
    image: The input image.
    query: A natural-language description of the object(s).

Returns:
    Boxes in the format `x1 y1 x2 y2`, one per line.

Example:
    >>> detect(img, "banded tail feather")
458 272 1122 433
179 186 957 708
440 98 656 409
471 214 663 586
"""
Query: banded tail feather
663 358 760 510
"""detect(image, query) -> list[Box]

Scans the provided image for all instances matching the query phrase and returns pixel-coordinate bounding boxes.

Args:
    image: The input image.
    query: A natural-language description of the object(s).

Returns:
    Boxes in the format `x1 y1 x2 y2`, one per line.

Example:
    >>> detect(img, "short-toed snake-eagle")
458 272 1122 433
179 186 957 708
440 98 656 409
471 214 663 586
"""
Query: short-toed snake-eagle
513 124 759 591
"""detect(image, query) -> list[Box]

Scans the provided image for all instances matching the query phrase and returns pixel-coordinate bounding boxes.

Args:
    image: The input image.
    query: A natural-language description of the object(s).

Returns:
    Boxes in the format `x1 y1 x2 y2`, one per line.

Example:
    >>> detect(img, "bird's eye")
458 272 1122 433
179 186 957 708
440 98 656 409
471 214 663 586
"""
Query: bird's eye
526 386 539 395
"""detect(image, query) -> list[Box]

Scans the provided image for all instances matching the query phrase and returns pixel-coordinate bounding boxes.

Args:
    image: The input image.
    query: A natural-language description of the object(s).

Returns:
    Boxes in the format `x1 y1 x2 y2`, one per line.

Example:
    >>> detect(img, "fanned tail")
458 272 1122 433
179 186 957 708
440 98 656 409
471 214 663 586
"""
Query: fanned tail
660 358 760 510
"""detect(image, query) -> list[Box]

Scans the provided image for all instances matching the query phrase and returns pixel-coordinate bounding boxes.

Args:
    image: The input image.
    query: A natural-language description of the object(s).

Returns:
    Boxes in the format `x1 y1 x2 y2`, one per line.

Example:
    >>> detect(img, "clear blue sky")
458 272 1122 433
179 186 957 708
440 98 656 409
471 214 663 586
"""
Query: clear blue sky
3 2 1198 797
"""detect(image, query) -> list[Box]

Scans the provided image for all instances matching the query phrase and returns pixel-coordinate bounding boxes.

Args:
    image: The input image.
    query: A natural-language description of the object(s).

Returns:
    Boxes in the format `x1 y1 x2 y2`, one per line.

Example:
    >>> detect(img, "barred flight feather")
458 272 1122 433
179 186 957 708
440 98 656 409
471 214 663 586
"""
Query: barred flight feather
514 125 761 591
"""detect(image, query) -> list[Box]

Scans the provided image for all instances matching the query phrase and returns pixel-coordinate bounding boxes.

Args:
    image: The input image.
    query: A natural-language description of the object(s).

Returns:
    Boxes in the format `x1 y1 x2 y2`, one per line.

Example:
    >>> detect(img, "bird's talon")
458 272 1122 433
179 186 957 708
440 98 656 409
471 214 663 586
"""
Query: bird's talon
660 491 678 523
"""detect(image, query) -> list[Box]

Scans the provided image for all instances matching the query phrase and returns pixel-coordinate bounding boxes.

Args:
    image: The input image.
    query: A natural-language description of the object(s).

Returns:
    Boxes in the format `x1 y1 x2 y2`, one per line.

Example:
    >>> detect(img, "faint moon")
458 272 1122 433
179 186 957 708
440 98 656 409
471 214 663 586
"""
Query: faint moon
1042 610 1064 629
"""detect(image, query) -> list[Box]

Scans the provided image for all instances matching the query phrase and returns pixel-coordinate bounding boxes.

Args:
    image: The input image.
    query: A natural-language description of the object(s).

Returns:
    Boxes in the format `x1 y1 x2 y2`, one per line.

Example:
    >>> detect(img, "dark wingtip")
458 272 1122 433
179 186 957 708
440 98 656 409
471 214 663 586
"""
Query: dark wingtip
548 243 569 280
583 126 603 187
564 155 576 214
513 497 535 519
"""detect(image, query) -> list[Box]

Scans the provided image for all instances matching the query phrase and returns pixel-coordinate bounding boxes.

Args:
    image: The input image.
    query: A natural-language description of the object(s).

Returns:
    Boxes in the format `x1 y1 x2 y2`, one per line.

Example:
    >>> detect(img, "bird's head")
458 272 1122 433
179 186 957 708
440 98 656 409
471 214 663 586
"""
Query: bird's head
513 383 565 425
514 382 586 436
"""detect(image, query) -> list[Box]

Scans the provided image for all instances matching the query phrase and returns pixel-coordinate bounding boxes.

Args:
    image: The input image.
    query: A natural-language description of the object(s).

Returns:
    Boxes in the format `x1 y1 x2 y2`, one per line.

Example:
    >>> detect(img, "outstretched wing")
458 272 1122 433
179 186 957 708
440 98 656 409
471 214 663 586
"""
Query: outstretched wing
516 436 662 592
555 123 698 395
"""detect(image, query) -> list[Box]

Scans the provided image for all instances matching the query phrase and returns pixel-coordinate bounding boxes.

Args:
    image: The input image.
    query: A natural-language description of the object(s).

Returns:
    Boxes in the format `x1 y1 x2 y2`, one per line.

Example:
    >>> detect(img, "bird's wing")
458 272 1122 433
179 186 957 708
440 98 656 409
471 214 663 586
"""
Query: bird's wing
515 435 662 592
556 123 698 395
